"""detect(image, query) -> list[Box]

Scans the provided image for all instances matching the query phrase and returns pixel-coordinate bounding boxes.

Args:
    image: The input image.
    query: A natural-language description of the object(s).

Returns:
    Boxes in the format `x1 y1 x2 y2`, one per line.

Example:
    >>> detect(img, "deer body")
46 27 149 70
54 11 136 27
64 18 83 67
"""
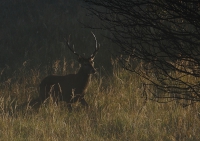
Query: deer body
39 66 93 111
39 33 99 111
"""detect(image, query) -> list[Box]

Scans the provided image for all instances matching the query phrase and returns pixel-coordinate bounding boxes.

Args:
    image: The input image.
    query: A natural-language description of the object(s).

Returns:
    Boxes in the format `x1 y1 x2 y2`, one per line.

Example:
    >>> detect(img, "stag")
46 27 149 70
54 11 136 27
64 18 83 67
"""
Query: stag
39 33 99 111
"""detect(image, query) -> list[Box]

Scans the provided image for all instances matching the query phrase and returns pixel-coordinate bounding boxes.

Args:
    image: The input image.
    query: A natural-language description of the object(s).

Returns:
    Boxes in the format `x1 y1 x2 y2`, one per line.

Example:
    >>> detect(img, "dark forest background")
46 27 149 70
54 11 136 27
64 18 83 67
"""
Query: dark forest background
1 0 200 105
0 0 115 80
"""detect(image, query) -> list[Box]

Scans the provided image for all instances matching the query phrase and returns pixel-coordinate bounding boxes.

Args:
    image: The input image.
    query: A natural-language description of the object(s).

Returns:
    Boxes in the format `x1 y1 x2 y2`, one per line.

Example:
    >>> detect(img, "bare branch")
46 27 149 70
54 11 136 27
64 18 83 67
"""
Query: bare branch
85 0 200 105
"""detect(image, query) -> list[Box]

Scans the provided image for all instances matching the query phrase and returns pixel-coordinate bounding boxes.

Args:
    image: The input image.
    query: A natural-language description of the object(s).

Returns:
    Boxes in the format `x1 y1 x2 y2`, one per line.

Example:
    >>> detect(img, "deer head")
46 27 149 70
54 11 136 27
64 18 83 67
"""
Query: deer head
66 32 100 75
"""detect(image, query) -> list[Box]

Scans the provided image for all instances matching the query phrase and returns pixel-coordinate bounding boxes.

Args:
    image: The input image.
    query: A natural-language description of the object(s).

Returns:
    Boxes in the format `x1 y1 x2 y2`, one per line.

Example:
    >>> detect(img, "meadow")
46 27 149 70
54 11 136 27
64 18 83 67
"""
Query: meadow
0 1 200 140
0 59 199 141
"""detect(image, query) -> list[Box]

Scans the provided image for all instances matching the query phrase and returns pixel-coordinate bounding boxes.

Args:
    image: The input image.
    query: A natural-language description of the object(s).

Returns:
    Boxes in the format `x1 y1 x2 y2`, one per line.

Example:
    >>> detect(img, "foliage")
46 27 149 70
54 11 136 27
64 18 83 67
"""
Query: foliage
85 0 200 105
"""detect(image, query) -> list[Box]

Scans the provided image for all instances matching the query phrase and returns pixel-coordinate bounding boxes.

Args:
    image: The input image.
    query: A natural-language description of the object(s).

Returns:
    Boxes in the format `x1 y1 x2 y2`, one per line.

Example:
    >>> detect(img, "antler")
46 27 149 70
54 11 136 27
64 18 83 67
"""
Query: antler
66 35 81 57
91 32 100 59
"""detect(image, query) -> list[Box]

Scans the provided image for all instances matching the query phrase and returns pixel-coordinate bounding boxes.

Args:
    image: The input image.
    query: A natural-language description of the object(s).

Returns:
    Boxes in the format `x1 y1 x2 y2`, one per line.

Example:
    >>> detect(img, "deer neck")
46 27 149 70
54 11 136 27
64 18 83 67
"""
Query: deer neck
75 70 92 91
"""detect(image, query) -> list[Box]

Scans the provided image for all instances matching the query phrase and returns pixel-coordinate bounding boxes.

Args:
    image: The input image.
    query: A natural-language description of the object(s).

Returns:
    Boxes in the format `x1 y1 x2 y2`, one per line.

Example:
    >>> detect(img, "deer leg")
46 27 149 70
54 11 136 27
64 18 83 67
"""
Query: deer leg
80 98 89 108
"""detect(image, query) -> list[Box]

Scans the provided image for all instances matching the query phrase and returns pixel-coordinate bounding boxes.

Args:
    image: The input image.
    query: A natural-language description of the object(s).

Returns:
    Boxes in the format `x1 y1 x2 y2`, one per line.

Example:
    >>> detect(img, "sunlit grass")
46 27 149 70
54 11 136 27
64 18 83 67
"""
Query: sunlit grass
1 1 199 140
0 60 199 141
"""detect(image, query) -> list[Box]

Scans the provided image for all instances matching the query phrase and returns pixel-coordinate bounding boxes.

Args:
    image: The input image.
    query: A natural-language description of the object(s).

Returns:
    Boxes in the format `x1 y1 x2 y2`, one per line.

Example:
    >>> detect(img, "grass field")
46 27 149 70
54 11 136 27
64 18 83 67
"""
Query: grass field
0 60 199 141
0 1 200 140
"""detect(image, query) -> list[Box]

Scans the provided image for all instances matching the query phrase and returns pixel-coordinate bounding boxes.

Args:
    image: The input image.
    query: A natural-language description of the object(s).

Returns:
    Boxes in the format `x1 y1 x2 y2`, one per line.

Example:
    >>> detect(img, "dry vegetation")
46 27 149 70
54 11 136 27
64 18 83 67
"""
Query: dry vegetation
0 1 200 140
0 60 199 141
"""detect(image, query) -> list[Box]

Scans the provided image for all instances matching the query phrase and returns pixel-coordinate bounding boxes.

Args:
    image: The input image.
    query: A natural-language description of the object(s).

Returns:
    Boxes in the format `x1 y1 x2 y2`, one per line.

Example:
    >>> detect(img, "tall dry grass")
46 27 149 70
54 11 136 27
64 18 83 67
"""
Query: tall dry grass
0 59 199 141
0 1 199 140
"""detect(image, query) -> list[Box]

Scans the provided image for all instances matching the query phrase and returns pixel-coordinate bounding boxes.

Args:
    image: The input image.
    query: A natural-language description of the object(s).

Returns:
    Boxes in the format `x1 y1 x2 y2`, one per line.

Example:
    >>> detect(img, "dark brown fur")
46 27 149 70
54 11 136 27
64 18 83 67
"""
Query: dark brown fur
39 57 96 111
35 33 99 111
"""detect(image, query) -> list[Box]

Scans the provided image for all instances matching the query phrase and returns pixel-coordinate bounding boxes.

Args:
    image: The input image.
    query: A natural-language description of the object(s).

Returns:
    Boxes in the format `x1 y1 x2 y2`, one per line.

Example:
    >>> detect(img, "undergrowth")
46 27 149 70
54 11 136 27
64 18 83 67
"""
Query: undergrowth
0 60 199 141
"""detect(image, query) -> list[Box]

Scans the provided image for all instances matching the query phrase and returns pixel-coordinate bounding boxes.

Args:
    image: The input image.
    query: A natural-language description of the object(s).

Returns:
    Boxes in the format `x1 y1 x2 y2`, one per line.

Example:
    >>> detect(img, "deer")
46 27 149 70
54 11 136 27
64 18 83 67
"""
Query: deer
39 33 100 111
